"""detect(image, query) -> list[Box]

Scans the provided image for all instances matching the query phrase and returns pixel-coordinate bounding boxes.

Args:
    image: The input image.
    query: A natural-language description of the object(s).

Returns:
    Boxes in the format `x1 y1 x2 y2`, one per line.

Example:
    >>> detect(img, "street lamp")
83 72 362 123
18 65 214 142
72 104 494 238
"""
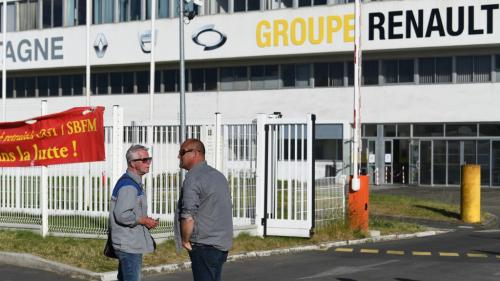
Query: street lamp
179 0 203 144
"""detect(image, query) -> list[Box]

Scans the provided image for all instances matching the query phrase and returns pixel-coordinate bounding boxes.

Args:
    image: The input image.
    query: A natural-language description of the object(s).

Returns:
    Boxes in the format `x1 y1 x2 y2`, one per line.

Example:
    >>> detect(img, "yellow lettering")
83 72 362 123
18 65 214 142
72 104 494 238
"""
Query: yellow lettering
273 19 289 47
327 15 342 43
308 16 324 45
59 147 68 158
290 17 306 45
343 14 355 42
256 20 272 48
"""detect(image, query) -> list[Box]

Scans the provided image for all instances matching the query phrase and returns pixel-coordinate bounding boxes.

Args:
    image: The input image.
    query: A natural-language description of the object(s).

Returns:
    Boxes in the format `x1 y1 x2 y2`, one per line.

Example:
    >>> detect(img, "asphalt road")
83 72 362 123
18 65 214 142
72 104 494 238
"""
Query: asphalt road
0 264 81 281
146 228 500 281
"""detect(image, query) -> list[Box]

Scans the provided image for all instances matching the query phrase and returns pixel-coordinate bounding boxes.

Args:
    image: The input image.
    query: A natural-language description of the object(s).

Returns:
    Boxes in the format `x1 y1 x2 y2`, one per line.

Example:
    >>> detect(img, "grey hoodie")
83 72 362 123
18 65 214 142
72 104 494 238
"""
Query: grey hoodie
109 171 155 254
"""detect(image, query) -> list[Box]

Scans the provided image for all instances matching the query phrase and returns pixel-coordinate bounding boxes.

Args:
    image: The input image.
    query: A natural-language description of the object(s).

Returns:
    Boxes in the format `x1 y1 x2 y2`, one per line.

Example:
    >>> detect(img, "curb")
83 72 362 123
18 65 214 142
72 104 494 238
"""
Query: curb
372 213 498 230
0 229 451 281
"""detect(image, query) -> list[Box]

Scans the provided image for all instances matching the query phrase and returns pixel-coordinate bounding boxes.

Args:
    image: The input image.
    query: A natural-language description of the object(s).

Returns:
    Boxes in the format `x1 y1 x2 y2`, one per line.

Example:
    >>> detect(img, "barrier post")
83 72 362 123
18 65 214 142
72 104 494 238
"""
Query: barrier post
461 164 481 223
348 175 369 232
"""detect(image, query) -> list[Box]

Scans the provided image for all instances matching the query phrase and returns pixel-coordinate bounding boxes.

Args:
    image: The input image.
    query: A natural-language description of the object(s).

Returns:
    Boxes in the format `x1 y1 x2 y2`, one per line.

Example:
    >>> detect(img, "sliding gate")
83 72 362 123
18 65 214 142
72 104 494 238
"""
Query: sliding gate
261 114 315 237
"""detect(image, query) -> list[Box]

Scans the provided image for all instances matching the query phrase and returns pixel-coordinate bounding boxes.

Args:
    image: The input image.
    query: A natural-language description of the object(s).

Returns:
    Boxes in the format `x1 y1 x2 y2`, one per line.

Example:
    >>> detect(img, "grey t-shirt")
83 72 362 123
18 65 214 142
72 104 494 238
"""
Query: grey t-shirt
179 161 233 251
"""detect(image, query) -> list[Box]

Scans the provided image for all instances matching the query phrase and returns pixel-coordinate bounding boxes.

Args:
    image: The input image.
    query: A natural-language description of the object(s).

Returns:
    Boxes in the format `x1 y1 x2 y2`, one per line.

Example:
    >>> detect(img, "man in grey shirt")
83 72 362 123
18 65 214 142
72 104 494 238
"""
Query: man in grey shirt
109 144 159 281
175 139 233 281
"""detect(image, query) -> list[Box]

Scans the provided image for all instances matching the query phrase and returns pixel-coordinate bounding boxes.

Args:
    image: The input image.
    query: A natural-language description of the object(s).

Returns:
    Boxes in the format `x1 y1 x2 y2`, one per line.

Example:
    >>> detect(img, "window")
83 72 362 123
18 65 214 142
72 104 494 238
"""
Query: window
314 63 328 87
383 60 398 84
296 64 310 87
191 69 204 91
413 124 444 137
250 65 279 90
48 76 59 96
418 58 434 84
384 59 414 84
26 77 36 97
446 124 477 137
94 0 114 23
456 56 473 83
19 0 38 30
220 67 248 91
38 76 49 97
111 72 122 94
0 78 14 98
363 124 377 137
474 55 491 82
480 124 500 136
73 74 84 95
190 68 217 91
92 73 108 95
0 3 17 32
399 59 414 83
119 0 141 22
164 69 178 92
136 71 149 93
384 124 396 137
314 62 343 87
315 124 343 161
147 0 171 19
61 75 73 96
397 124 411 137
435 57 452 83
314 0 327 4
362 60 379 85
496 55 500 81
123 72 134 93
298 0 312 6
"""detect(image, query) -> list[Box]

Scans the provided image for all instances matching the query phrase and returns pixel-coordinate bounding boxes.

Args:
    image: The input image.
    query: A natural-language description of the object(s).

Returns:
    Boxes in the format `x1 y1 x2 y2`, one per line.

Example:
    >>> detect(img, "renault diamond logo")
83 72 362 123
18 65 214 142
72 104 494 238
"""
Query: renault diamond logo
94 33 108 58
139 30 158 53
192 25 227 51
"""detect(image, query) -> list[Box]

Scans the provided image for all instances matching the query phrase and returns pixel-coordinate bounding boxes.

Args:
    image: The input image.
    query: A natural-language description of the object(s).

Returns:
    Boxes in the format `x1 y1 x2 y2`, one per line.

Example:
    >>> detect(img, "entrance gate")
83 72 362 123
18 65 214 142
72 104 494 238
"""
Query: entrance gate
258 114 316 238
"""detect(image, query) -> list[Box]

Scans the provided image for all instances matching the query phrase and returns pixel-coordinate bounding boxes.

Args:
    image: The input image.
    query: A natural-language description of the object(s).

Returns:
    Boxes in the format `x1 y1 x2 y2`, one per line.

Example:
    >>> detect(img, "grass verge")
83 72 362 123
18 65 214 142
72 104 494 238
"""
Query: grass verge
0 219 424 273
370 193 492 222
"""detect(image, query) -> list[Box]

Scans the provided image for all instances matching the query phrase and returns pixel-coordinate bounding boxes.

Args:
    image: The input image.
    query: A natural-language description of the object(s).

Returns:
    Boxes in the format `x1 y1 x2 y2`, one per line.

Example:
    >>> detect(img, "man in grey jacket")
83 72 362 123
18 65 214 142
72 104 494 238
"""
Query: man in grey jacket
109 144 158 281
175 139 233 281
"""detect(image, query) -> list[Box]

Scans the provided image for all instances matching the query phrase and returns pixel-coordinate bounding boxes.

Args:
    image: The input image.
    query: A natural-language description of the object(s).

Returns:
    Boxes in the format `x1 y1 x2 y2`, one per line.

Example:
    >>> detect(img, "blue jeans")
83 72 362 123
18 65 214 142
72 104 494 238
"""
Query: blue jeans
189 244 228 281
115 250 143 281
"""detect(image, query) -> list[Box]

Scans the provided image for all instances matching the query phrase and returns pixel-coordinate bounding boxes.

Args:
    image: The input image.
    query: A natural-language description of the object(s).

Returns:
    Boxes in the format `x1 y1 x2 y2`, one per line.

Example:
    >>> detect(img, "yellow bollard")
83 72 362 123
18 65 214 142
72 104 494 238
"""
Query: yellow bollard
461 164 481 223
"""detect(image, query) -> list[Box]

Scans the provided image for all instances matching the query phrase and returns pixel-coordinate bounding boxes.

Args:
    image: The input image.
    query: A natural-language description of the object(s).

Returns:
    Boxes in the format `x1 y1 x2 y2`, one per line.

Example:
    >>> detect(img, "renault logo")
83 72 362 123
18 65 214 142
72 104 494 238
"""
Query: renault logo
139 30 157 53
192 25 227 51
93 33 108 58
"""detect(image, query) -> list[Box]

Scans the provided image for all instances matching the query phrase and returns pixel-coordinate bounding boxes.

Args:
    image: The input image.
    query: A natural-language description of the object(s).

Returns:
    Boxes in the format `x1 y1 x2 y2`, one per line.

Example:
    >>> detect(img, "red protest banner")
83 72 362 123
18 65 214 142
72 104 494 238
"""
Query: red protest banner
0 107 105 167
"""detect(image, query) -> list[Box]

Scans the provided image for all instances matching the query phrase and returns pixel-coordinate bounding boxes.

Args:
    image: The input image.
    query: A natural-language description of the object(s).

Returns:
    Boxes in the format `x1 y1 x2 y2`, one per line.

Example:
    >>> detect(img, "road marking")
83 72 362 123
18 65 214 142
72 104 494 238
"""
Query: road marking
335 248 353 253
467 253 488 258
412 251 432 256
458 226 474 229
496 255 500 259
439 252 460 257
360 249 379 254
386 250 405 255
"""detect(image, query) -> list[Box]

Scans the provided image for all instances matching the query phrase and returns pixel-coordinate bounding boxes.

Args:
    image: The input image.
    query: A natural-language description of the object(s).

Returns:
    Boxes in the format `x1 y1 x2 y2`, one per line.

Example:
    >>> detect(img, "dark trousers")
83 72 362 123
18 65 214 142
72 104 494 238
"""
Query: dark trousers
189 244 228 281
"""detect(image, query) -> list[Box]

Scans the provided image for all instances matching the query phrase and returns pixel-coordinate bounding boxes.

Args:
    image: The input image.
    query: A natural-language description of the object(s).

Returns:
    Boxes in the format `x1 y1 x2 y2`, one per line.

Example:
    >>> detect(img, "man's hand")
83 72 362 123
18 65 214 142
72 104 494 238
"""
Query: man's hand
139 217 159 229
182 241 192 251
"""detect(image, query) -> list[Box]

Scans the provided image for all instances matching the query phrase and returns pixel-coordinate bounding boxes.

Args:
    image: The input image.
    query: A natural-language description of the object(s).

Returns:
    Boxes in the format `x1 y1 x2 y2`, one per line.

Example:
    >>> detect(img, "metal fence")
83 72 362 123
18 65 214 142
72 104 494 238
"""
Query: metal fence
315 175 346 228
0 110 345 239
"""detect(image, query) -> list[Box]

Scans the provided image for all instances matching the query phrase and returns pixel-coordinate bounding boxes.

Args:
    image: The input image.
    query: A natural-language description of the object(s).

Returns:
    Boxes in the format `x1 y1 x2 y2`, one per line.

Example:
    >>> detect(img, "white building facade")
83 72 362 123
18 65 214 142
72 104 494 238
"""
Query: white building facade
1 0 500 187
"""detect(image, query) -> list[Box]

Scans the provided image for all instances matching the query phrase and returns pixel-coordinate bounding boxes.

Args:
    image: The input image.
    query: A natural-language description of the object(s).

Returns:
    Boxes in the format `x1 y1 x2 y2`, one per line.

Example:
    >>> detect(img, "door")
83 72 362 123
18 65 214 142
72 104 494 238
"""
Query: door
409 140 419 185
262 115 315 238
448 140 476 185
384 140 393 184
393 139 409 184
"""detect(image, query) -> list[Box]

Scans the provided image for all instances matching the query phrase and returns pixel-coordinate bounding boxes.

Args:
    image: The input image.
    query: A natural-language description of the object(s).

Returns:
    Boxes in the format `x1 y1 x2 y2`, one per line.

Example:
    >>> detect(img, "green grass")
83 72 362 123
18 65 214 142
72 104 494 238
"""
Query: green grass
0 218 424 272
370 193 491 223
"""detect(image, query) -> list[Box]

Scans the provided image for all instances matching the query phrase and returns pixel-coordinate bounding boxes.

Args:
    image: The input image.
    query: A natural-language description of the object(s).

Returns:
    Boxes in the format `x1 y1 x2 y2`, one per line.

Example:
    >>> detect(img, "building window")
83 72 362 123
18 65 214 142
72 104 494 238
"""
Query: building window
314 62 343 87
419 57 452 84
281 64 310 88
0 78 14 98
65 0 86 26
480 124 500 136
221 67 248 91
384 59 414 84
94 0 114 24
250 65 279 90
136 71 149 93
123 72 134 93
0 3 17 32
315 124 343 161
362 60 379 85
234 0 259 12
270 0 293 9
446 124 477 137
436 57 452 83
298 0 312 6
110 72 123 94
474 55 491 82
119 0 141 22
363 124 377 137
413 124 444 137
147 0 171 19
19 0 39 30
39 76 51 97
191 68 217 91
456 56 473 83
496 55 500 82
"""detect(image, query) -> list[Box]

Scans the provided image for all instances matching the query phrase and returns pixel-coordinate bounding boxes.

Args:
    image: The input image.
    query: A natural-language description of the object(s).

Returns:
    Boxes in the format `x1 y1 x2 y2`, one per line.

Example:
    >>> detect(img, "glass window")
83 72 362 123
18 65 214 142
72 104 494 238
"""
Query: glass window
474 55 491 82
111 72 122 94
19 0 38 30
446 124 477 137
281 64 295 88
478 140 490 186
122 72 133 93
314 0 327 4
347 61 354 86
363 60 379 85
65 0 76 26
296 64 310 87
77 0 86 25
384 124 396 137
157 0 169 18
96 73 108 95
314 63 328 87
205 68 217 91
154 70 161 92
61 74 72 96
413 124 444 137
447 140 460 185
233 66 248 90
15 78 25 97
90 73 96 95
191 69 204 91
53 0 63 27
496 55 500 82
95 0 114 23
418 58 434 84
315 124 344 161
383 60 398 84
264 65 279 89
136 71 149 93
248 0 260 10
164 70 177 92
281 0 293 8
433 140 446 185
493 141 500 186
26 77 36 97
456 56 473 83
73 74 83 95
397 124 411 137
38 76 49 97
363 124 377 137
0 3 17 32
299 0 312 6
399 59 414 83
49 76 59 96
234 0 246 12
330 62 344 87
1 78 15 98
250 65 265 90
436 57 452 83
480 124 500 136
218 0 228 13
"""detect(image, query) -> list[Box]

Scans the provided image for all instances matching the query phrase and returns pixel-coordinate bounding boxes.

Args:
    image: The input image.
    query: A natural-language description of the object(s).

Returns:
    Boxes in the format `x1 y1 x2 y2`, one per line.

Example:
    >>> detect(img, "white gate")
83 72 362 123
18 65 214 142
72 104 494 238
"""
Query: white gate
257 114 315 238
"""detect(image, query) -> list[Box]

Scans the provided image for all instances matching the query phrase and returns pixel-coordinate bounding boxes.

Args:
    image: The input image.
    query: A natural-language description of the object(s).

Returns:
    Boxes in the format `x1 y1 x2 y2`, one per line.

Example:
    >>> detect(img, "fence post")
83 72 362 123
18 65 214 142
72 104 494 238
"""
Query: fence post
40 100 48 237
214 113 222 171
255 114 267 237
307 114 316 233
112 105 124 195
